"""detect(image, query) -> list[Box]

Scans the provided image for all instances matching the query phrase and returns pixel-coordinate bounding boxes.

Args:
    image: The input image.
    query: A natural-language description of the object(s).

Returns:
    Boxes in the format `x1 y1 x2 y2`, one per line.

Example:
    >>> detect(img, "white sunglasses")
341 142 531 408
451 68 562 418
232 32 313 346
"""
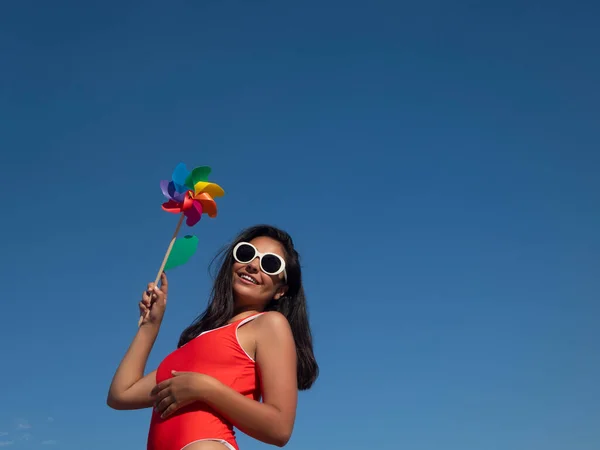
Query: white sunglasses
233 242 287 282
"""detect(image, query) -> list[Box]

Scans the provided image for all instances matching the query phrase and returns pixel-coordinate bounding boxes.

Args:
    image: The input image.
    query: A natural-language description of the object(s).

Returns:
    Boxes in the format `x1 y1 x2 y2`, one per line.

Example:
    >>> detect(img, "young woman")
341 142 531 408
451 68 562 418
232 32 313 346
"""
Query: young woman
107 225 318 450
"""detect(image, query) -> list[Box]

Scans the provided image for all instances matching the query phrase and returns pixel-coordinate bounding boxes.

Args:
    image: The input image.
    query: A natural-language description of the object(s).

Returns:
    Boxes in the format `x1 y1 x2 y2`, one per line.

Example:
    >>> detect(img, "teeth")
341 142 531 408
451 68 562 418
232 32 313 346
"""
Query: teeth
240 274 258 284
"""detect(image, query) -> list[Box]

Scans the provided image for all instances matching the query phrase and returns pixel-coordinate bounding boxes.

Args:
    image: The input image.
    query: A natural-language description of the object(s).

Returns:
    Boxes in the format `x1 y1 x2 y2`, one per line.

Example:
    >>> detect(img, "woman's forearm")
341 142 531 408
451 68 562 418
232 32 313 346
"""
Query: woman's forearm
107 323 159 408
201 378 294 447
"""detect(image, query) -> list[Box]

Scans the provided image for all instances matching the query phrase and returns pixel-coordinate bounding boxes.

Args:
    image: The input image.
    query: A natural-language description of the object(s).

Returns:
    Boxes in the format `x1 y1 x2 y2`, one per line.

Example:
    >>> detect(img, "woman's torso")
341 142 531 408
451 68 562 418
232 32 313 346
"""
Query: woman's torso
147 313 264 450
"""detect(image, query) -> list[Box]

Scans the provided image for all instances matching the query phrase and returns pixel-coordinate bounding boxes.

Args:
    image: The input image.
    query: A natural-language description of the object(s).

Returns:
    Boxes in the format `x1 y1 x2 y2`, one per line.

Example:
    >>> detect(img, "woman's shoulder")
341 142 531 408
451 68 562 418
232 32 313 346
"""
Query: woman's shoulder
254 311 292 336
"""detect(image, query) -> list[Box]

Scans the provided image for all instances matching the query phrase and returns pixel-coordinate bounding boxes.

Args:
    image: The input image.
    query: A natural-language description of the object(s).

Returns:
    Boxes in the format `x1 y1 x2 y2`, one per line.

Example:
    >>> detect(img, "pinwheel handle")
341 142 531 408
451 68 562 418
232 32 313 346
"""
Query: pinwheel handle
138 212 186 327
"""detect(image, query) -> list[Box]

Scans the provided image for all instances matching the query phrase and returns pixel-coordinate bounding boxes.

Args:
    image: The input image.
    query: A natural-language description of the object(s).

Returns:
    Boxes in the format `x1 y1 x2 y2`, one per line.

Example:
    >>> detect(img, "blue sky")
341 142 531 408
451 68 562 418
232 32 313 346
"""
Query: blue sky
1 1 598 449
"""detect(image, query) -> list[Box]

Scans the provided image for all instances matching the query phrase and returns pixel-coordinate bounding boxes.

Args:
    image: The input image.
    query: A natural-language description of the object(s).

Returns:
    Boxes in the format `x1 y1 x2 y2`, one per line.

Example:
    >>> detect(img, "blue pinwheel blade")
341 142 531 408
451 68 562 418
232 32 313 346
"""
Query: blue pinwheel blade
173 182 189 194
171 163 190 188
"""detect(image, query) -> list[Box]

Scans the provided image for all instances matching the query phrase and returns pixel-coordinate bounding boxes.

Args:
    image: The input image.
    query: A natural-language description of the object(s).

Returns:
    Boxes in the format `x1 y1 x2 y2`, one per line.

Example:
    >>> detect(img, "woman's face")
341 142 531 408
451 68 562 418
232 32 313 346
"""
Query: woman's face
231 236 288 308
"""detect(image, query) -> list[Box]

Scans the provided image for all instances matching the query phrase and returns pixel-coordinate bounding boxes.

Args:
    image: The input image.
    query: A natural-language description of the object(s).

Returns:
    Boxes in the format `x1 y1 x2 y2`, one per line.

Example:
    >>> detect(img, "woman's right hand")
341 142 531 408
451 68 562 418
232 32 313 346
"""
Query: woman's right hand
139 272 168 327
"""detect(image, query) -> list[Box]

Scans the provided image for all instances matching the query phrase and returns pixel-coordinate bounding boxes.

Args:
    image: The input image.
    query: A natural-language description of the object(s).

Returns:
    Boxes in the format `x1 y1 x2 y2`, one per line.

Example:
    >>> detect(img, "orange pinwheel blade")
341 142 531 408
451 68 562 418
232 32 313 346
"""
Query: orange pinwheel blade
194 192 218 217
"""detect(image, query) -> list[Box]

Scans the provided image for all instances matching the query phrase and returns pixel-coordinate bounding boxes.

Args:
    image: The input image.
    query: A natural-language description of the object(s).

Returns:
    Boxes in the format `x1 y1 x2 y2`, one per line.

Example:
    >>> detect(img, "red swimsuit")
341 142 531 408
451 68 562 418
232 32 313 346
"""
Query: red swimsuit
147 313 264 450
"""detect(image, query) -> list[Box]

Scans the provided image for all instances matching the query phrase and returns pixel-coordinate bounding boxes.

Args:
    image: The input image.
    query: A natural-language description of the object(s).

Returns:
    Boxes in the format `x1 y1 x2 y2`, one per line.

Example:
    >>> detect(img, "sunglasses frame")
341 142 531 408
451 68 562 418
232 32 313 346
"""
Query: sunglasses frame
233 242 288 282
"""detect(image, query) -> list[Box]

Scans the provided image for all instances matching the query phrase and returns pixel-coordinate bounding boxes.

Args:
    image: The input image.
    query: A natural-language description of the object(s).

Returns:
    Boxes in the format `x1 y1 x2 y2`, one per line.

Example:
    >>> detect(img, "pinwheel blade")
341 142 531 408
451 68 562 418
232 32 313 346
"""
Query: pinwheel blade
172 182 189 194
161 199 183 213
172 163 190 188
184 200 203 226
160 180 171 199
184 166 212 190
164 235 199 271
193 181 225 198
195 192 218 218
160 180 188 202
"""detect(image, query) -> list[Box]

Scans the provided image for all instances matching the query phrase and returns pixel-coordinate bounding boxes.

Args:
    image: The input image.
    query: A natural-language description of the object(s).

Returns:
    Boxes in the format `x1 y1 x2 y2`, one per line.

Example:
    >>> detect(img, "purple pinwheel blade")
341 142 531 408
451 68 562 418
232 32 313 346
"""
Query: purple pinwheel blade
172 190 187 203
167 181 187 202
160 180 171 199
161 180 188 203
167 181 177 197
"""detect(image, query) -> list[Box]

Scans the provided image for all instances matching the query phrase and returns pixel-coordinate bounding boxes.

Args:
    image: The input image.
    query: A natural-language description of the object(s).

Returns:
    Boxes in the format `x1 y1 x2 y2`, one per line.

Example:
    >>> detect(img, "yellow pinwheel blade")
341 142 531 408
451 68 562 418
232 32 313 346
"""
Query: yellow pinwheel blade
194 181 225 198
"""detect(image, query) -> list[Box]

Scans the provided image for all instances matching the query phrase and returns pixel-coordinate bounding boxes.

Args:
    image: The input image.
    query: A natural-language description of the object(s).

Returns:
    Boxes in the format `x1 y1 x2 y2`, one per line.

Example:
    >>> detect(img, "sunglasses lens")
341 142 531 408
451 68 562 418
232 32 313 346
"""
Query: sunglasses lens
261 254 282 274
235 243 256 263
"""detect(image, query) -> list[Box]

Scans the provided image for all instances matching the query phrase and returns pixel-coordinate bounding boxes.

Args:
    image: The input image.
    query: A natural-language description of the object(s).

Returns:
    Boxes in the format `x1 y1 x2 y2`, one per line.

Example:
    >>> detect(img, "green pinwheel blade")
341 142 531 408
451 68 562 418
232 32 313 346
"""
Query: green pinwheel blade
184 166 212 190
164 235 199 271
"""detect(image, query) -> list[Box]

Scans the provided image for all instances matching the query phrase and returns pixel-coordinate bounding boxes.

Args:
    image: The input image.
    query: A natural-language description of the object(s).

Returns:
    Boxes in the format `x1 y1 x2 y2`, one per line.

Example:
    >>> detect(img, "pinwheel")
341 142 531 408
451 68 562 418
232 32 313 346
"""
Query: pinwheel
159 163 224 226
138 163 225 326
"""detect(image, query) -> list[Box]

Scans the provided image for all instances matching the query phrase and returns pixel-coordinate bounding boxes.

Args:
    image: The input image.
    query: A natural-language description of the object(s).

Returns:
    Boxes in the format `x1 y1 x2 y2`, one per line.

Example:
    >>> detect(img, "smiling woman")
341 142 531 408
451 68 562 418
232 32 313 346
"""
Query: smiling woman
107 225 319 450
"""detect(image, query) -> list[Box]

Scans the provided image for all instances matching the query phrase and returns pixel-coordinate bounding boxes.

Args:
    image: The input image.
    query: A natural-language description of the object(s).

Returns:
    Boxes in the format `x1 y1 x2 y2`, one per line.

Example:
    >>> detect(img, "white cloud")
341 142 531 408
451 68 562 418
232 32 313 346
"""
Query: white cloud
0 433 6 437
16 420 31 430
42 440 57 445
47 417 54 423
0 441 13 447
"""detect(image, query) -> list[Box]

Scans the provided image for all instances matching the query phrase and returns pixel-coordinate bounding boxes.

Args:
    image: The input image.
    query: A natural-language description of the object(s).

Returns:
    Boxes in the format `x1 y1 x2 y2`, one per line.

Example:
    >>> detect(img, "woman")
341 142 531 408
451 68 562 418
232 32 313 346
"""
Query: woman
107 225 319 450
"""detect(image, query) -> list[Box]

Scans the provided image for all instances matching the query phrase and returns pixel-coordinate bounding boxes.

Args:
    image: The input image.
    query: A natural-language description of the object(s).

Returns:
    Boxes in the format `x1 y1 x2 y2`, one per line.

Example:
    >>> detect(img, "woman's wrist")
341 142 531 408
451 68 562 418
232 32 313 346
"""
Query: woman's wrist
195 373 221 403
138 321 161 337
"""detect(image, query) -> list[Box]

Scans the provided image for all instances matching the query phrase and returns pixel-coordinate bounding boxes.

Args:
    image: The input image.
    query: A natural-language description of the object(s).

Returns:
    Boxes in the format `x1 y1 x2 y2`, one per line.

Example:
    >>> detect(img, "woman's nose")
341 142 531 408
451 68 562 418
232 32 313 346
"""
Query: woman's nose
246 257 260 273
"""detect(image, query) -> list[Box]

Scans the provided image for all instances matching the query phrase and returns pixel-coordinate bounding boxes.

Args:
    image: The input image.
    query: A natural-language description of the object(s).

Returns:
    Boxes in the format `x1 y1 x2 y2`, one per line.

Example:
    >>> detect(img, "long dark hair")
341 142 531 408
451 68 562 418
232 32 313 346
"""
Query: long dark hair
177 224 319 390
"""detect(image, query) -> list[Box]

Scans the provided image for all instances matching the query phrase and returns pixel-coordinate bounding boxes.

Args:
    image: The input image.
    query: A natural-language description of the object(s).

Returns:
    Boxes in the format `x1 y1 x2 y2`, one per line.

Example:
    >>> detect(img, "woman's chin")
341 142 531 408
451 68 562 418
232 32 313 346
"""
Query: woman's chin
233 280 258 298
233 282 272 307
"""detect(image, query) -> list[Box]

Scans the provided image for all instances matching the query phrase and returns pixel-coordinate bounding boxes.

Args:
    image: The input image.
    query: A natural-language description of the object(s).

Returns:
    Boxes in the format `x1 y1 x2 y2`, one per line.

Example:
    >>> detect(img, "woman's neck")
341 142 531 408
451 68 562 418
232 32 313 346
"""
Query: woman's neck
229 306 263 323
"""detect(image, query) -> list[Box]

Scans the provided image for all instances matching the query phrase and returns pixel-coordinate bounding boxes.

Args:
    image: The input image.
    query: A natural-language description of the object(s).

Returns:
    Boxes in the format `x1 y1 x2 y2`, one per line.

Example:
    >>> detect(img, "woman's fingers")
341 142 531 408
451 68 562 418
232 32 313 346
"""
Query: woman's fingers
142 290 153 306
144 283 160 303
153 387 172 405
139 277 168 325
147 283 157 298
161 401 179 419
153 394 177 418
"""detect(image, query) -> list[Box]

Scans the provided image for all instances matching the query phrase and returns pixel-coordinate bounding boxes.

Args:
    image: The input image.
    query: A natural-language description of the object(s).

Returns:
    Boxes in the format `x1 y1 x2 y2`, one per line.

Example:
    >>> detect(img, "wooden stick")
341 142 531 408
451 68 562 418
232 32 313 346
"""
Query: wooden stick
138 213 186 327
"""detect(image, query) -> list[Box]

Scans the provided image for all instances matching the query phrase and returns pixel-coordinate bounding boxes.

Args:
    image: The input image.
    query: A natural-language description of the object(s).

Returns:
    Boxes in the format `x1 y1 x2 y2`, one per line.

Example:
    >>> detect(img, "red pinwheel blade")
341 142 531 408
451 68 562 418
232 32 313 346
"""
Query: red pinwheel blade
162 200 183 213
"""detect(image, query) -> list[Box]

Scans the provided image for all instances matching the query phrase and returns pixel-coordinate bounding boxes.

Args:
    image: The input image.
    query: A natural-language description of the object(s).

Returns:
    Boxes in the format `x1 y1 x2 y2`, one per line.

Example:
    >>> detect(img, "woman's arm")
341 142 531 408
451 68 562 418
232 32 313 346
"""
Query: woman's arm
106 324 159 410
201 312 298 447
107 276 168 410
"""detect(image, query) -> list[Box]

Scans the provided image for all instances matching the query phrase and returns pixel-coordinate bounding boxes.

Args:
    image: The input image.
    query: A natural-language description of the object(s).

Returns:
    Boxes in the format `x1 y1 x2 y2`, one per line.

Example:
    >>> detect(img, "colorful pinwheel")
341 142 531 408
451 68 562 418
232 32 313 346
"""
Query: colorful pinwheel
160 163 224 226
138 162 225 327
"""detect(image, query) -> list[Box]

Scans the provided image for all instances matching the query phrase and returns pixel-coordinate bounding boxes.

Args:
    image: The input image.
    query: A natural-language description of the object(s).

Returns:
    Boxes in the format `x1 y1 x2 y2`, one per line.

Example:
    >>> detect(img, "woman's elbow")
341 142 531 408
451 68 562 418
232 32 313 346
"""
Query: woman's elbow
106 391 131 410
106 394 123 410
272 425 293 447
273 436 291 447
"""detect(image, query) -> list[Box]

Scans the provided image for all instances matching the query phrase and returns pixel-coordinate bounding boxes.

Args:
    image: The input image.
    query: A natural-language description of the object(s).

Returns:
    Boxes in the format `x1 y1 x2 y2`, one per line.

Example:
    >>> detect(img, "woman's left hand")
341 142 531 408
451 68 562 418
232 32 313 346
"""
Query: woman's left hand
150 370 214 419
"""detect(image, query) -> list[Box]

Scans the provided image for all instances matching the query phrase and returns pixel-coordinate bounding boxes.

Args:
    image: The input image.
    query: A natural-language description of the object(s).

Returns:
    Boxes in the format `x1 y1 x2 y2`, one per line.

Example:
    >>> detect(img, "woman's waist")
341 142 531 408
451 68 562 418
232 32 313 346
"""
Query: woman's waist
148 405 235 445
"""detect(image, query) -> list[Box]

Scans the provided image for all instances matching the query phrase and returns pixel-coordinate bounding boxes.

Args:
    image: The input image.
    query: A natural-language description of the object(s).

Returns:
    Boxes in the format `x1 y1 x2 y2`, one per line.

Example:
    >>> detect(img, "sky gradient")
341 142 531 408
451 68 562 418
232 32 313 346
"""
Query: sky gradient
1 1 599 449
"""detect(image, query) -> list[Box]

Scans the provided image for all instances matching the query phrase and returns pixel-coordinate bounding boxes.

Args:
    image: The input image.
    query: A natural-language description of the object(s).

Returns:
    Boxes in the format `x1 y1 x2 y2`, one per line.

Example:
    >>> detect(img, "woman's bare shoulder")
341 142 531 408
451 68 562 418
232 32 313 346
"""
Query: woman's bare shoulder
255 311 292 336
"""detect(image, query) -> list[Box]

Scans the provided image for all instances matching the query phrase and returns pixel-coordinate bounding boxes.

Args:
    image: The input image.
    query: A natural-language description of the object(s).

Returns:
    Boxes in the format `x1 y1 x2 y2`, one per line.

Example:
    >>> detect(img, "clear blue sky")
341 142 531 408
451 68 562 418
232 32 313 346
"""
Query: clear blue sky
1 1 598 449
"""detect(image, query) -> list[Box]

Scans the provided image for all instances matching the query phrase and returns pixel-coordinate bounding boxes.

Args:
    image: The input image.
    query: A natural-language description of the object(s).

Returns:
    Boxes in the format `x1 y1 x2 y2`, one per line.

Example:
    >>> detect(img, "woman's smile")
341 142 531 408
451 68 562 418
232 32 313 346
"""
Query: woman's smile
237 272 259 285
